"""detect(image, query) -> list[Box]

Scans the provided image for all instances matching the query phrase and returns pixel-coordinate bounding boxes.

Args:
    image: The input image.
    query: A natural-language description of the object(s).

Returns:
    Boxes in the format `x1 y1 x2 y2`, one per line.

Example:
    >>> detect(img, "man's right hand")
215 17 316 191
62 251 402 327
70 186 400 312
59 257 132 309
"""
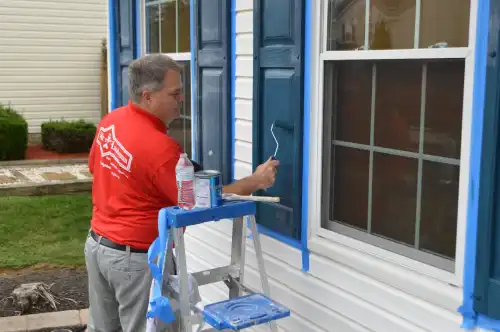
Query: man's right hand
222 157 280 196
252 157 280 190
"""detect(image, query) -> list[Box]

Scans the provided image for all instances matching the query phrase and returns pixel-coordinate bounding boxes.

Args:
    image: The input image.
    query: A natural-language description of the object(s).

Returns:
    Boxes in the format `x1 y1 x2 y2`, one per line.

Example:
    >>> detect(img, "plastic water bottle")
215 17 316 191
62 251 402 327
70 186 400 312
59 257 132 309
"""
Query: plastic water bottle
175 153 195 210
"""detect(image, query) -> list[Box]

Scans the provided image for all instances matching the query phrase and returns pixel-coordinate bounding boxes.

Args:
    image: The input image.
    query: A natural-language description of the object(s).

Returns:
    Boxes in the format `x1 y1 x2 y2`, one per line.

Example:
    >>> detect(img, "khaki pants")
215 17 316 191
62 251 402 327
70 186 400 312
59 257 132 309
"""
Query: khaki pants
84 233 181 332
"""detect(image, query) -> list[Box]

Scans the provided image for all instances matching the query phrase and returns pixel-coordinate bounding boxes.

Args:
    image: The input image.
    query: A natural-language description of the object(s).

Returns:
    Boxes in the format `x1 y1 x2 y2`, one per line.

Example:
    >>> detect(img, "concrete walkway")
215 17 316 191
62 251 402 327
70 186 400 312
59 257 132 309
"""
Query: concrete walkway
0 308 88 332
0 160 92 196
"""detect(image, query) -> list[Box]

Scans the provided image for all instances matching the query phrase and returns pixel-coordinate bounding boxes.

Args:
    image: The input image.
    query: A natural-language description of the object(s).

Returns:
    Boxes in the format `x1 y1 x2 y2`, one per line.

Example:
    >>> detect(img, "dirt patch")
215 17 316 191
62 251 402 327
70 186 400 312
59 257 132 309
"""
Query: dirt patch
0 265 88 317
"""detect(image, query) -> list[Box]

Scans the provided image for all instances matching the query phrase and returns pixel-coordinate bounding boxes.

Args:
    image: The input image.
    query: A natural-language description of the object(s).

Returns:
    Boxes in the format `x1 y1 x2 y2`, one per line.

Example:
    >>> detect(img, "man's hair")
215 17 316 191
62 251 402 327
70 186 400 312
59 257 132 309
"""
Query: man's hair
128 53 181 104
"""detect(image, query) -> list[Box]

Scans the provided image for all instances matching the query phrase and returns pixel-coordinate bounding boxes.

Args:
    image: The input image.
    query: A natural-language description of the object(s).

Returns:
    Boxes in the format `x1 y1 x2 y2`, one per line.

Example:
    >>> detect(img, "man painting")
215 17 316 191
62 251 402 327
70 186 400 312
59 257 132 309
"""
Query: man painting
84 54 279 332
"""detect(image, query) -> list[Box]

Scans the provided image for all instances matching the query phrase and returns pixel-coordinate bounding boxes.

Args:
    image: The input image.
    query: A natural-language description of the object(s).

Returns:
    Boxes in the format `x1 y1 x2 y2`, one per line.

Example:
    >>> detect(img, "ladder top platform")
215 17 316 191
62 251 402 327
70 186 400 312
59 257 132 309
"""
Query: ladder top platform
160 201 257 228
203 293 290 331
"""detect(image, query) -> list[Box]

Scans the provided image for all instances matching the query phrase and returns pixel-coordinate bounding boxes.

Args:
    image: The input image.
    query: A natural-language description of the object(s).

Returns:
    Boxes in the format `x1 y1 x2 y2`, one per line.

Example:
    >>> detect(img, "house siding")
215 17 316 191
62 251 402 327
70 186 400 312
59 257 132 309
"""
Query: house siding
0 0 107 133
178 1 487 331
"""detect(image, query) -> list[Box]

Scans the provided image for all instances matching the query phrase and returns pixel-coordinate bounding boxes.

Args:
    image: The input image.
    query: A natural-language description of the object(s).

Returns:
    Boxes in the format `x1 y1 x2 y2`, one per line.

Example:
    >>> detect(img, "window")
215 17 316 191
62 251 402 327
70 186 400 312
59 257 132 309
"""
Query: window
318 0 472 272
144 0 192 156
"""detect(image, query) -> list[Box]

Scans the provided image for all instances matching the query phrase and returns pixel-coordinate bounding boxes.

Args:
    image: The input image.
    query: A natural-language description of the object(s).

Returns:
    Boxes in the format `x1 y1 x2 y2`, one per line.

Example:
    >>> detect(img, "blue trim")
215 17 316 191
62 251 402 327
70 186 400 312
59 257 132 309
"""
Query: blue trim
109 0 119 111
135 0 142 58
190 0 197 160
255 225 303 250
300 0 312 273
231 0 236 181
459 0 492 329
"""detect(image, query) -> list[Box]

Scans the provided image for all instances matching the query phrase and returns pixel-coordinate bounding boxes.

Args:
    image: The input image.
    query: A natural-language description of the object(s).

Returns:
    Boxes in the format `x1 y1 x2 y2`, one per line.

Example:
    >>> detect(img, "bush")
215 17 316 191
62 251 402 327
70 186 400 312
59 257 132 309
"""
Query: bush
41 120 96 154
0 104 28 161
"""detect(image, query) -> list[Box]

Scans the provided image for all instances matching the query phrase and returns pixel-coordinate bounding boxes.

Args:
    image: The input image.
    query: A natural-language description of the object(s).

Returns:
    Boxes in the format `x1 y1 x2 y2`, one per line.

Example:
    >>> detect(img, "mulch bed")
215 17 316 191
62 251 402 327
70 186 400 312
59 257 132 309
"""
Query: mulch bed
26 146 88 161
0 265 88 318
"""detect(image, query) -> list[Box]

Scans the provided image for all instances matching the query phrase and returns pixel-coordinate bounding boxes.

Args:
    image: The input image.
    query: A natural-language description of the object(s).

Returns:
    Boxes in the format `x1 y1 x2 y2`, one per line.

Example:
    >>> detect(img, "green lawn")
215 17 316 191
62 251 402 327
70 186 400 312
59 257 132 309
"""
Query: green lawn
0 193 92 269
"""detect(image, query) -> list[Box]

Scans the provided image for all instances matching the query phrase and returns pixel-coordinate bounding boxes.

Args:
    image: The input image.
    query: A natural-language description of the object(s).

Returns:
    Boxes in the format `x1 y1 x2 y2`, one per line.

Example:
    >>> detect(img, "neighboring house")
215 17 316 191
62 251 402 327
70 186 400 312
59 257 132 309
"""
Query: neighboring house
108 0 500 331
0 0 107 136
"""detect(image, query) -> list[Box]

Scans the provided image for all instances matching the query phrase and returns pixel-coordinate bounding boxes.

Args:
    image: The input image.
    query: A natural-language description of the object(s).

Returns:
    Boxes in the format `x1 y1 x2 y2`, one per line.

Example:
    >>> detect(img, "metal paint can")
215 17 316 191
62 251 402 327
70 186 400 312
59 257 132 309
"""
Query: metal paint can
195 170 222 208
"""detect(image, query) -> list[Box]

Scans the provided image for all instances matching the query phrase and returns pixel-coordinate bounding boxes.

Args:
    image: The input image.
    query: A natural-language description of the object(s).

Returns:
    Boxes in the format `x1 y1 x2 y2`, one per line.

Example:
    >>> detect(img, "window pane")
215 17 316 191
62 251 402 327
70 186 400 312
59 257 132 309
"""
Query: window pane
178 0 191 52
424 59 465 159
158 0 191 53
325 61 372 144
420 161 459 259
146 4 160 53
374 60 421 152
419 0 470 48
322 58 464 265
326 0 366 50
372 153 417 246
168 61 192 156
160 1 177 53
369 0 416 50
330 146 370 230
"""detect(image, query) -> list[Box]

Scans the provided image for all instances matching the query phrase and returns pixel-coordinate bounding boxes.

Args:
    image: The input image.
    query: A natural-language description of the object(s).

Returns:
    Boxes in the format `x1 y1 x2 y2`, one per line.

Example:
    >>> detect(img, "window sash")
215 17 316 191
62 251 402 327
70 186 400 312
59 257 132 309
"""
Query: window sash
141 0 193 155
320 59 463 271
311 0 478 282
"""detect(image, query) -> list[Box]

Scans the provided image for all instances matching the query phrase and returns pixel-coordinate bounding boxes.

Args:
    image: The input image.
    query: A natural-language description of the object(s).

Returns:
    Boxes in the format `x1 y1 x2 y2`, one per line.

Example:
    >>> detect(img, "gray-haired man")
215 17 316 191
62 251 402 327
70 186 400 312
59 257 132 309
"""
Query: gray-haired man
85 53 279 332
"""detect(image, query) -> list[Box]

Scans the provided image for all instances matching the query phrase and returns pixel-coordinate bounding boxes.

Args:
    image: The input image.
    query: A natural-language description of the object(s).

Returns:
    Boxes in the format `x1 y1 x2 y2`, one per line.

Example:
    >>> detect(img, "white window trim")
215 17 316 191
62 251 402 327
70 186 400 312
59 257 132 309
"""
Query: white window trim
141 0 192 122
308 0 478 287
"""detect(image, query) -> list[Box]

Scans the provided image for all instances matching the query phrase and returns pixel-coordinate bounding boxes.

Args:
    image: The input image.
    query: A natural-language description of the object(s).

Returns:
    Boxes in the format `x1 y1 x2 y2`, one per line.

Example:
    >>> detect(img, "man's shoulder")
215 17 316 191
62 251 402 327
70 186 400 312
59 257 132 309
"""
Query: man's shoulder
99 107 128 123
148 133 182 158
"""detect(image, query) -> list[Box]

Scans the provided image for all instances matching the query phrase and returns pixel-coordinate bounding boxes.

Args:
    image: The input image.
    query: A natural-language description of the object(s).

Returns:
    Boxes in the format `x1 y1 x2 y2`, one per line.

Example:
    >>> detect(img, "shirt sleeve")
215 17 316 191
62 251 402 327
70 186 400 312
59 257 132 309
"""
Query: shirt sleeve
152 156 179 205
88 142 95 174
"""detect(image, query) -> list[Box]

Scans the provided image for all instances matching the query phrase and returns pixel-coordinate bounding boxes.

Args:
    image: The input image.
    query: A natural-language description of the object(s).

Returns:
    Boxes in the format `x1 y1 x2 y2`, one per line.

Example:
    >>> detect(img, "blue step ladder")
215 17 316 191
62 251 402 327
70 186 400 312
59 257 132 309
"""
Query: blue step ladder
148 201 290 332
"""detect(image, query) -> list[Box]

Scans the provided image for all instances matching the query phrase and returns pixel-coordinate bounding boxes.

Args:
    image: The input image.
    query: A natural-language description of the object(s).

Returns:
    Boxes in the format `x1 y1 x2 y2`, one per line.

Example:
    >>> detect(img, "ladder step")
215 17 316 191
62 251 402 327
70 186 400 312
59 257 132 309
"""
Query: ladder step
202 293 290 331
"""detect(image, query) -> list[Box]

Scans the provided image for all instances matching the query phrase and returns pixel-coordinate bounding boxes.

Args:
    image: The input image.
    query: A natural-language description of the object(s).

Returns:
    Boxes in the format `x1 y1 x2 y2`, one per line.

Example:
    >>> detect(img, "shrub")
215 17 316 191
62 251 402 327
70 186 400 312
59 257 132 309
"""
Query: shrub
0 104 28 161
41 120 96 154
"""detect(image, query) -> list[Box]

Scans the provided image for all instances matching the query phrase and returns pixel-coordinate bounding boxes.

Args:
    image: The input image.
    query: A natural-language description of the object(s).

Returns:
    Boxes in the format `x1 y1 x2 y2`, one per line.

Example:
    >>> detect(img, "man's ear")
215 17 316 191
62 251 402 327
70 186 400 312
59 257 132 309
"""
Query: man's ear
142 90 151 103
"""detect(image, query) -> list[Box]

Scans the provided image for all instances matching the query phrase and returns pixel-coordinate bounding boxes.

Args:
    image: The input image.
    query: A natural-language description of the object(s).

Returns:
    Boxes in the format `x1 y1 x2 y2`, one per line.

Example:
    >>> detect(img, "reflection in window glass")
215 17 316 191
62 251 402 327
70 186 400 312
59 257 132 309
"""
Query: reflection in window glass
369 0 416 50
326 0 470 50
167 61 192 156
146 5 160 53
327 0 366 50
419 0 470 48
145 0 190 54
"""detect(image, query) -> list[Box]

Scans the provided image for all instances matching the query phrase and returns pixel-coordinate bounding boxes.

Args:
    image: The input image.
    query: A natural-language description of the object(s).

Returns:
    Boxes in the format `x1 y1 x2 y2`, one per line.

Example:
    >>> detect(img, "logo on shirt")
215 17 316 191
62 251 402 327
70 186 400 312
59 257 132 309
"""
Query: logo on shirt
97 125 133 175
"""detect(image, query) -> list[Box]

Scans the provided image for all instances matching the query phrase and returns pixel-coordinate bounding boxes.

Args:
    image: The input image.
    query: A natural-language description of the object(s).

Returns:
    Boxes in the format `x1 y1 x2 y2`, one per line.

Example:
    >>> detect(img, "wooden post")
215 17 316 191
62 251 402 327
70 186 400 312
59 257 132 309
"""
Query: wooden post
100 38 109 118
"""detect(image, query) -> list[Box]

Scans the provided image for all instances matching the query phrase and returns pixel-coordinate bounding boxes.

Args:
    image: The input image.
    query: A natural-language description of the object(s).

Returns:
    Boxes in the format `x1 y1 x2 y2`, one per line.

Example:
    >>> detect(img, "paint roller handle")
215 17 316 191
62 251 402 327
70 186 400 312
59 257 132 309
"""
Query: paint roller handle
223 194 280 203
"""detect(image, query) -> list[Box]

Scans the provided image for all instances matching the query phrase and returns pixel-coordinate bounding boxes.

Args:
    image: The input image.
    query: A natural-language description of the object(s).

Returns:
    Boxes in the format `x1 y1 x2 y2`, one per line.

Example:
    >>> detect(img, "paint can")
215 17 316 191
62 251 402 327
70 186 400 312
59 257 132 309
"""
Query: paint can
195 170 222 208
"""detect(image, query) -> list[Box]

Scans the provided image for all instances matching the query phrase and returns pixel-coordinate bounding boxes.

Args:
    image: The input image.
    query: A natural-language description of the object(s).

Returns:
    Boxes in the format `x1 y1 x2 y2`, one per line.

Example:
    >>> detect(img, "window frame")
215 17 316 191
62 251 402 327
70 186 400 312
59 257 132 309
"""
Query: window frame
307 0 479 286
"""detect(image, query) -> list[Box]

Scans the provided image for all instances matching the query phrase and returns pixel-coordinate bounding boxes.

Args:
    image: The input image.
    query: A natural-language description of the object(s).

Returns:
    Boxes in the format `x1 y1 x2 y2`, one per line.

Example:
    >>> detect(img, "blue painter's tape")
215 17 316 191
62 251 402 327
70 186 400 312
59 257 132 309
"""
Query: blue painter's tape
300 0 312 273
190 0 197 160
135 0 141 58
477 314 500 331
108 0 118 111
255 224 302 250
231 0 236 181
146 208 175 323
459 0 491 329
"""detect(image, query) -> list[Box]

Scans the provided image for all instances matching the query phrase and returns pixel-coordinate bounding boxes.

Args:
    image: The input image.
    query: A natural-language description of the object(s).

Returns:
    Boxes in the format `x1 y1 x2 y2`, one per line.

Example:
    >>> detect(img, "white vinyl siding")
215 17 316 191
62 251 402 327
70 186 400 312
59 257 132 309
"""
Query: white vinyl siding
0 0 107 133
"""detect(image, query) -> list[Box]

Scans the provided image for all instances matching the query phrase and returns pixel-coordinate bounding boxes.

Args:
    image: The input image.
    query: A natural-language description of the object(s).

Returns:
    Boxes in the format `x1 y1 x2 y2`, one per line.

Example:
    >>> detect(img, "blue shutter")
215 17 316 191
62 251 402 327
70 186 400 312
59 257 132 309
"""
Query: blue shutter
193 0 232 184
252 0 304 240
474 2 500 319
113 0 137 108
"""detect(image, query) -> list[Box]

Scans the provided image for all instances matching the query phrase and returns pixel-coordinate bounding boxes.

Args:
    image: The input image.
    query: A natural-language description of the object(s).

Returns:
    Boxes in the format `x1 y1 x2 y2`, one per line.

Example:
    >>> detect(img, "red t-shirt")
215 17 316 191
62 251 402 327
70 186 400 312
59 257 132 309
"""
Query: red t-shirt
88 101 182 250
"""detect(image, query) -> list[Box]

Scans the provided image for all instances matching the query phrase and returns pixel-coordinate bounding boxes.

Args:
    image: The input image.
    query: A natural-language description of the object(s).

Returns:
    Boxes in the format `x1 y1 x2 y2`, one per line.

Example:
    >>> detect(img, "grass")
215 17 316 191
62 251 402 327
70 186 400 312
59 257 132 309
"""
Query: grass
0 193 92 269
